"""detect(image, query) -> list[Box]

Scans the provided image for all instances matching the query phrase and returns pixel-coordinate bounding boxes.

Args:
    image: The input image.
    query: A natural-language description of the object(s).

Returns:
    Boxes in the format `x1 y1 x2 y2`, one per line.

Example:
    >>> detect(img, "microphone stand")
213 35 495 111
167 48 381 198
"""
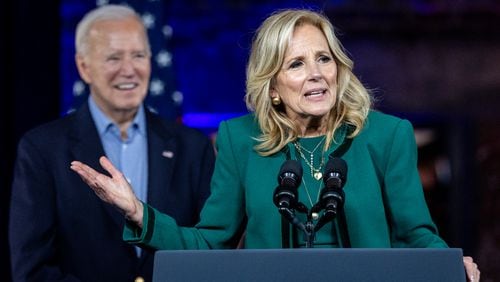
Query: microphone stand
281 204 344 248
304 213 315 248
279 205 318 248
278 201 315 248
337 209 351 248
273 183 343 247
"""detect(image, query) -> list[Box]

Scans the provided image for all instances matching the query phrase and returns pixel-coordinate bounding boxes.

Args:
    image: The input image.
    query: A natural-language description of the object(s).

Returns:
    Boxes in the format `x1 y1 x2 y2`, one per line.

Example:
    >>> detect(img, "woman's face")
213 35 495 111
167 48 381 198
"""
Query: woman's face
272 23 337 129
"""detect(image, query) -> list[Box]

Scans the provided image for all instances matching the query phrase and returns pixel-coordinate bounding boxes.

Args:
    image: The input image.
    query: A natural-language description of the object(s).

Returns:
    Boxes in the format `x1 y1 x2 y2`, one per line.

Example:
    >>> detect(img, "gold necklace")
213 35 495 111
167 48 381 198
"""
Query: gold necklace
301 178 322 220
293 136 326 180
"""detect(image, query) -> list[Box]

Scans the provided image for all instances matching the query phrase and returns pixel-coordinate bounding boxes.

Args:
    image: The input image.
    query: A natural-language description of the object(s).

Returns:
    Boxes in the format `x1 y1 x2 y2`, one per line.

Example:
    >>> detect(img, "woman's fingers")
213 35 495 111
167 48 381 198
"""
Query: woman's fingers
71 159 123 199
71 161 99 187
99 156 124 180
463 256 480 282
70 158 143 226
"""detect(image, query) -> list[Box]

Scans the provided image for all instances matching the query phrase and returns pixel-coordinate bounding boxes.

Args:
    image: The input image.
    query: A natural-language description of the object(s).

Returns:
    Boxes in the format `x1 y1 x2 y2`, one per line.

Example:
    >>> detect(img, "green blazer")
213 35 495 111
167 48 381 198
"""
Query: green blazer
125 111 447 249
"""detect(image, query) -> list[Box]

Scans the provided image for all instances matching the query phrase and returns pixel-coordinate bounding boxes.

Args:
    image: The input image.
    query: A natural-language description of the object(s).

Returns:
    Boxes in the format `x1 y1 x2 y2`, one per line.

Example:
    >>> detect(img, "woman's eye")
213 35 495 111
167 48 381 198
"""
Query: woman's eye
289 61 302 69
319 55 332 63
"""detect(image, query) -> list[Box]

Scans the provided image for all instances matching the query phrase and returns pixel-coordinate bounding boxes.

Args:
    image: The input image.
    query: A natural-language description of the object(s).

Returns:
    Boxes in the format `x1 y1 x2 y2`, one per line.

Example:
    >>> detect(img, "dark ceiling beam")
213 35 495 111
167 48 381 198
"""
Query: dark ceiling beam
326 10 500 39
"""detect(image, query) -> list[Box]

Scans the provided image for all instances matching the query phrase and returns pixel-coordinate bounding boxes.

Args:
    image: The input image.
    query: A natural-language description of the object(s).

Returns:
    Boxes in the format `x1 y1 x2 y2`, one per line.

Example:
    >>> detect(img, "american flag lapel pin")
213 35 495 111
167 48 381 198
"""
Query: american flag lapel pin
162 150 174 159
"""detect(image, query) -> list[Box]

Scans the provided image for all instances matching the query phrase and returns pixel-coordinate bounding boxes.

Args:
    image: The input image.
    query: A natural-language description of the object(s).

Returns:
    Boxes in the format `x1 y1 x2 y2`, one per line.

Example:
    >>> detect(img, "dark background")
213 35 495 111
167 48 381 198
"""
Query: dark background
2 1 499 281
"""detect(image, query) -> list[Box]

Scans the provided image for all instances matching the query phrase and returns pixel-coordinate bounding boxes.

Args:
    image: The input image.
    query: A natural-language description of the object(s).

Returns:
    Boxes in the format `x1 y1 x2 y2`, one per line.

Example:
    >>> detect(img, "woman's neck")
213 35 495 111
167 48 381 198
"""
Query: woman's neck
299 120 326 137
296 115 328 137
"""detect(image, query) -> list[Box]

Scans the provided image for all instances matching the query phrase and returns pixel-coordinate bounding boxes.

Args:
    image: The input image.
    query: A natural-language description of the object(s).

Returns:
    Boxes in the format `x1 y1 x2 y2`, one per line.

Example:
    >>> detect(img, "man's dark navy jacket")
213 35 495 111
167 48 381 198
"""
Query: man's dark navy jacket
9 102 215 282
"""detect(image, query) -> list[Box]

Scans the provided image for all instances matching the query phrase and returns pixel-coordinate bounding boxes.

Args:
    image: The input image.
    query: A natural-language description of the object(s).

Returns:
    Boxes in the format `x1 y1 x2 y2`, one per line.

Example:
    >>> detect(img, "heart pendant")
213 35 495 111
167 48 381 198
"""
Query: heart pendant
313 172 322 180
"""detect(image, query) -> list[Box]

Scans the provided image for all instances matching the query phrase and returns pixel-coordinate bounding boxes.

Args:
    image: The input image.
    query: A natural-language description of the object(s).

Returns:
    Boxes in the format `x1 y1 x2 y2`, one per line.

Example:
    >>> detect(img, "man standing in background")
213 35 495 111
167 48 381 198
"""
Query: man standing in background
9 5 215 281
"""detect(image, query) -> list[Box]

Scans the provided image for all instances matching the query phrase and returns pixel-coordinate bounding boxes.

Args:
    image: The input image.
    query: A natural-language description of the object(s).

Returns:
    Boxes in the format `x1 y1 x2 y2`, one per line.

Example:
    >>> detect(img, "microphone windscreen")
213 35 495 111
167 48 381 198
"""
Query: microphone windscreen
277 160 303 186
324 158 347 181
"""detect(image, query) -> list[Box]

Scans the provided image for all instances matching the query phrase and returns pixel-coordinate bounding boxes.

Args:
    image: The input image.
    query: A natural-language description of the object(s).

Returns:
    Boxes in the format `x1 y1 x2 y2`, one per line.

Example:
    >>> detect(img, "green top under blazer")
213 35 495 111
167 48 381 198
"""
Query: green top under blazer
124 110 447 249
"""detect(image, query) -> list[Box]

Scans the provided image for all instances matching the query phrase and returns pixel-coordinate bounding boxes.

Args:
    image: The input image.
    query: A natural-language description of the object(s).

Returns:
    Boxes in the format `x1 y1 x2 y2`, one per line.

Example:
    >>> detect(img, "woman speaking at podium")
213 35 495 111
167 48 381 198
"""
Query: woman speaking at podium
71 8 479 281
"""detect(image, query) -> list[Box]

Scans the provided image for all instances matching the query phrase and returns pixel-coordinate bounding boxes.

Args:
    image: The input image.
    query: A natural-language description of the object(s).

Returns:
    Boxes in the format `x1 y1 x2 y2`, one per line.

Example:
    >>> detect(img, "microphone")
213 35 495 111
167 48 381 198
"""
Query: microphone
273 160 307 233
273 160 303 209
321 157 347 210
313 157 347 231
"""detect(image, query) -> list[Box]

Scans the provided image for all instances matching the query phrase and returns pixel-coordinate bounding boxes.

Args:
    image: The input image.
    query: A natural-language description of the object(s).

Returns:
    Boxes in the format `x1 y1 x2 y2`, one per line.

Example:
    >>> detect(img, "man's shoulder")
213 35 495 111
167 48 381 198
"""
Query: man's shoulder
21 112 78 141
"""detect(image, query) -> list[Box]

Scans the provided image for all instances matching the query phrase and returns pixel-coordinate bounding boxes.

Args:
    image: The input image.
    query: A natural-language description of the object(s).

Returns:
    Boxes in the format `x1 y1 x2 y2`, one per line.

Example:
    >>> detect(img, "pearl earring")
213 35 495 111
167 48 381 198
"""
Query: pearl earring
272 96 281 106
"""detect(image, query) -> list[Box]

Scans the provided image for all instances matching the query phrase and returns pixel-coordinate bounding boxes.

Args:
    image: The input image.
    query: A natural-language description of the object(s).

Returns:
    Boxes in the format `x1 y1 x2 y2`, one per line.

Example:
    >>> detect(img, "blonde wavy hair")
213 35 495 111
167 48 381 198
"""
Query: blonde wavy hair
245 9 372 156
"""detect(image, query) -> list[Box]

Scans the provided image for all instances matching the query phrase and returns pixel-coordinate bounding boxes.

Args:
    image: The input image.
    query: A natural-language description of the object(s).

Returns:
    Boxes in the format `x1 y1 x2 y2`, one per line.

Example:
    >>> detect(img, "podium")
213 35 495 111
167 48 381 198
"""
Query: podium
153 248 465 282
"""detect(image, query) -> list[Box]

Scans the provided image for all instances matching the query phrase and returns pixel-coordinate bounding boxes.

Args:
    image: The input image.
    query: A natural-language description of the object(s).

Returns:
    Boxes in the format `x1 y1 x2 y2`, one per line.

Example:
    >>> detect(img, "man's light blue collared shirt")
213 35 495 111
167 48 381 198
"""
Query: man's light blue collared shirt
88 96 148 206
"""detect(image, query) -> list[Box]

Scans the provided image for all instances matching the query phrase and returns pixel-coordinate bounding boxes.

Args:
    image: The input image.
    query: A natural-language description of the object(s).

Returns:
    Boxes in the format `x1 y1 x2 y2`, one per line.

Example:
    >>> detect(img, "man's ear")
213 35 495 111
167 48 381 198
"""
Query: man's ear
75 53 91 84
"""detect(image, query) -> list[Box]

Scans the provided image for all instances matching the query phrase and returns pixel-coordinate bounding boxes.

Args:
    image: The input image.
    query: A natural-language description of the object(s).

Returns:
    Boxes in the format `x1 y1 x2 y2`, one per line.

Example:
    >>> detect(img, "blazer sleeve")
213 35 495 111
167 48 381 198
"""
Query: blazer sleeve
124 120 246 249
9 135 80 282
382 119 448 248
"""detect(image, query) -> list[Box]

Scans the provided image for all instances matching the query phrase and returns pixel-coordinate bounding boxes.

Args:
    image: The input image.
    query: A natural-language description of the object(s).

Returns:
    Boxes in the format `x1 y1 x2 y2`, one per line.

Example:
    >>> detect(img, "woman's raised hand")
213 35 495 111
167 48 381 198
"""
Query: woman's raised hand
71 156 144 227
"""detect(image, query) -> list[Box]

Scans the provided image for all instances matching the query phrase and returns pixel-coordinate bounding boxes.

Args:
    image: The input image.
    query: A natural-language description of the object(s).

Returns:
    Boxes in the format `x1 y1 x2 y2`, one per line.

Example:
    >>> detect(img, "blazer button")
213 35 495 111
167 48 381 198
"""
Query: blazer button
135 276 145 282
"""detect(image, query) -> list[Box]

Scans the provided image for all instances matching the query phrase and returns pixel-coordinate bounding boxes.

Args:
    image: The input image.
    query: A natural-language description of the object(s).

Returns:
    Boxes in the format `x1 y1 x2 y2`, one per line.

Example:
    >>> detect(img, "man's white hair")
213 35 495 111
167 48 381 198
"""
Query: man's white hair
75 4 151 56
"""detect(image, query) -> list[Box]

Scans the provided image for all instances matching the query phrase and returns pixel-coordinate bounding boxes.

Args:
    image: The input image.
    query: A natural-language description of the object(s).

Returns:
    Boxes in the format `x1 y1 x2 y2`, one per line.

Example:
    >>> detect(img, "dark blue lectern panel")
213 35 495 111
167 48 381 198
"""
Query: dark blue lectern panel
153 248 465 282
